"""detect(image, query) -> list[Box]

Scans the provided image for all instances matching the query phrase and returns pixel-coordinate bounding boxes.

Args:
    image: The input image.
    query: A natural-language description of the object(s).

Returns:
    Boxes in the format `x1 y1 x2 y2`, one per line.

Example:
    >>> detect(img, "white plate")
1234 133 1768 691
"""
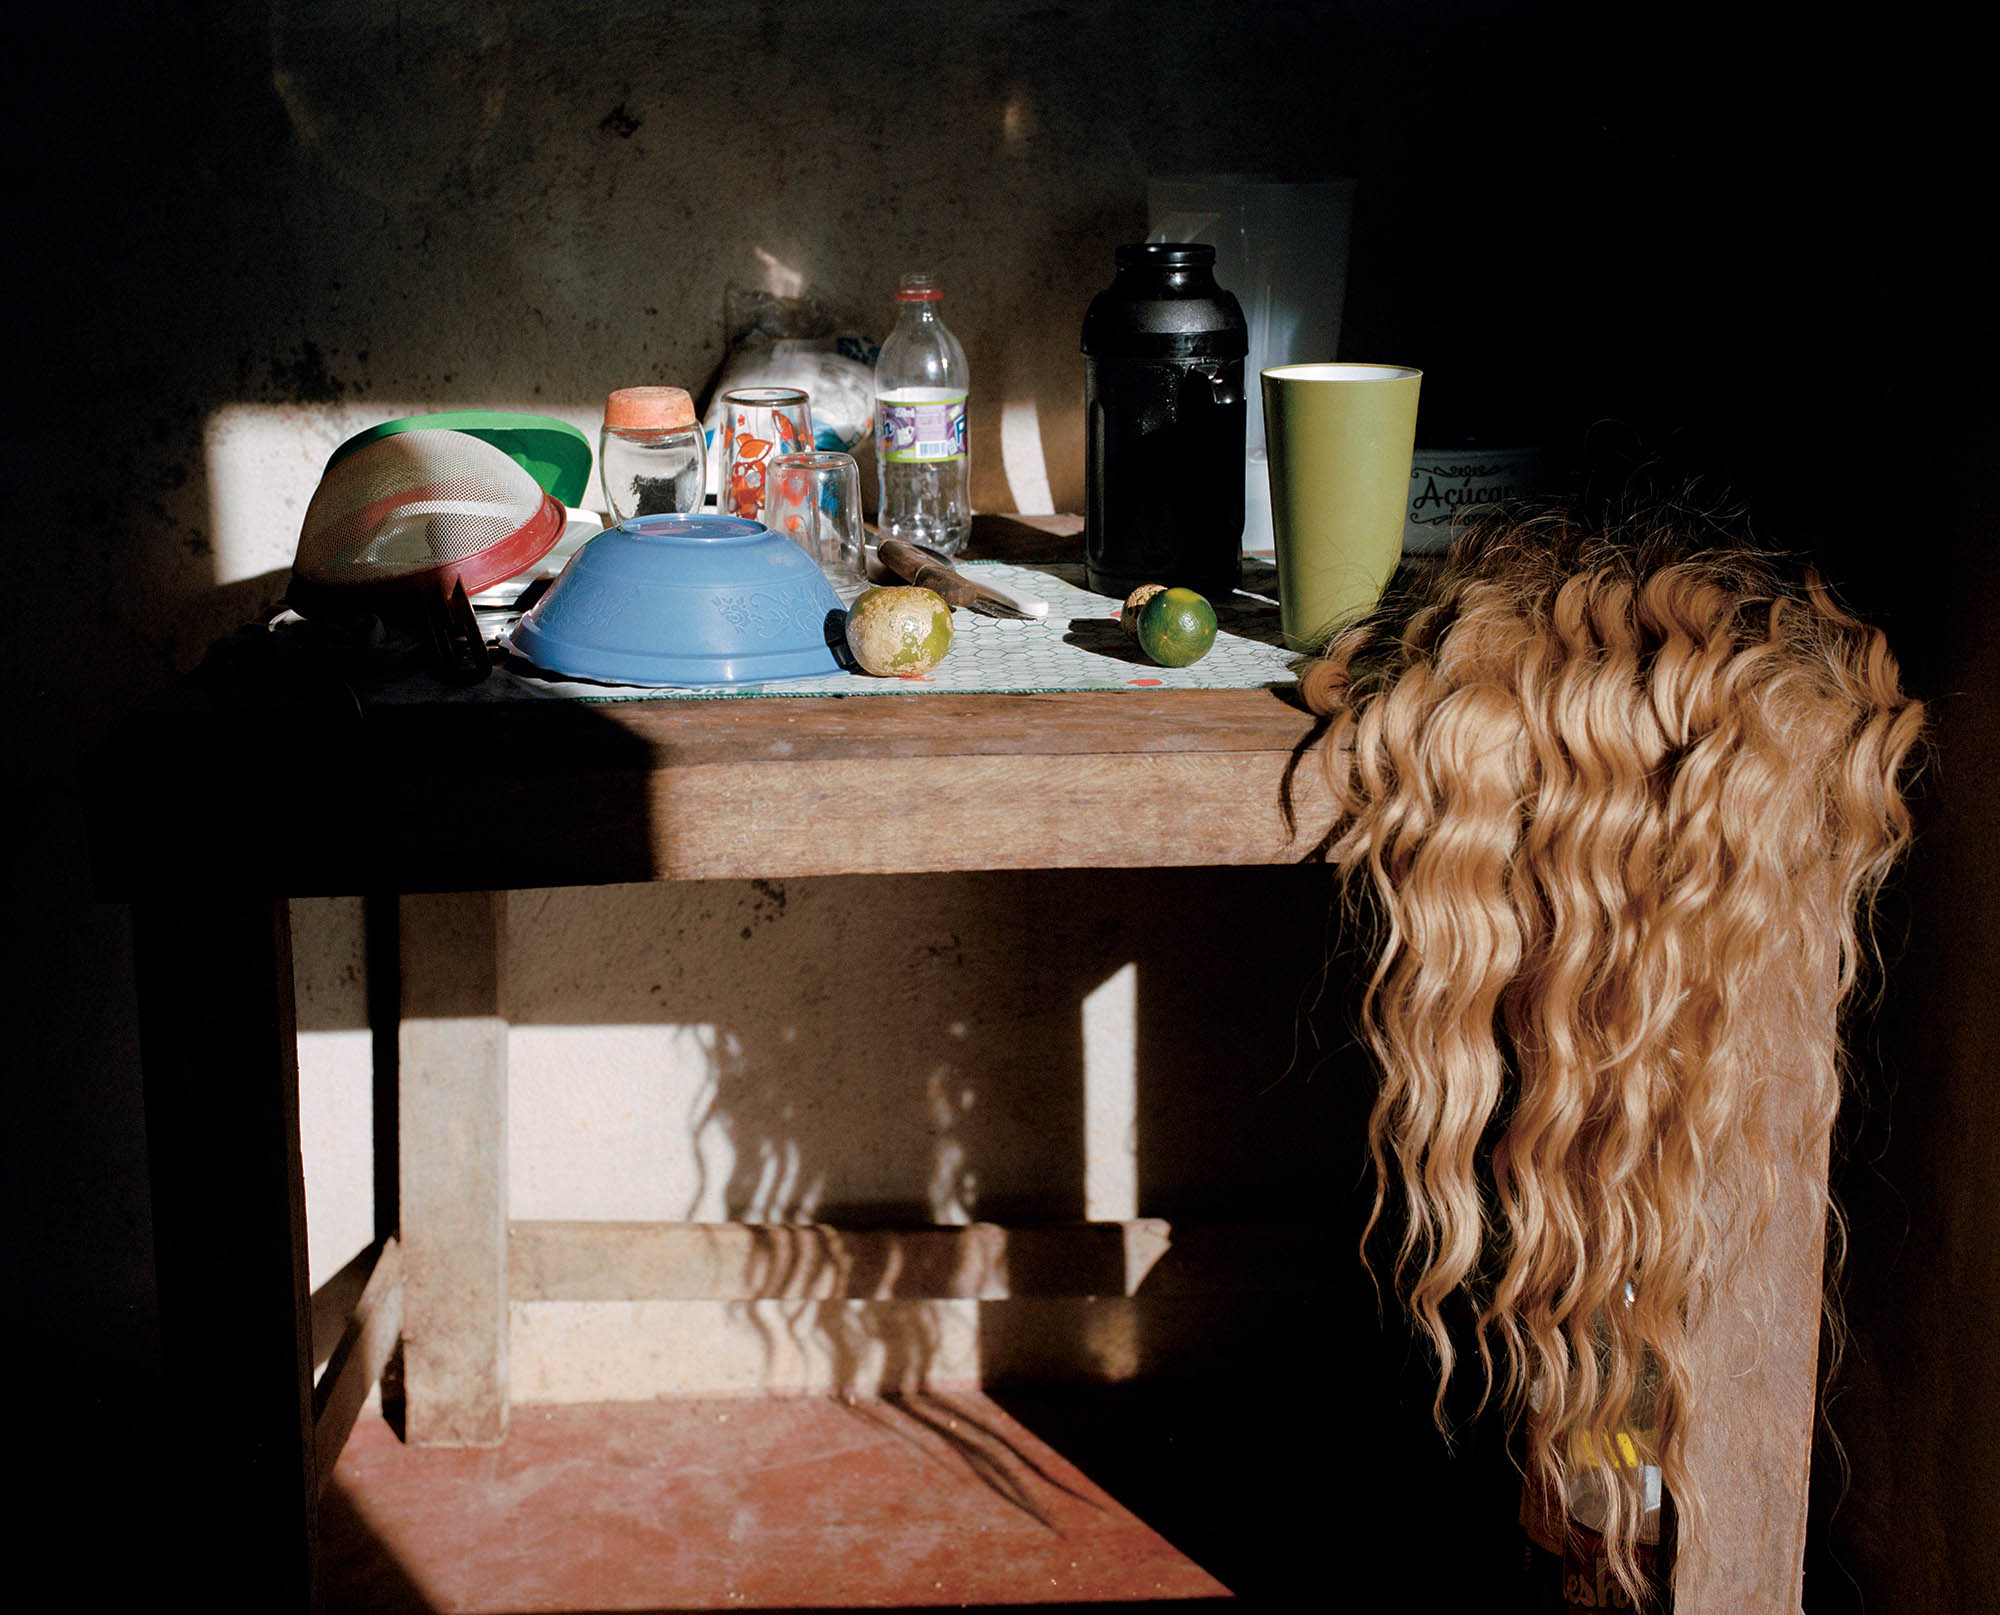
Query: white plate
468 509 603 608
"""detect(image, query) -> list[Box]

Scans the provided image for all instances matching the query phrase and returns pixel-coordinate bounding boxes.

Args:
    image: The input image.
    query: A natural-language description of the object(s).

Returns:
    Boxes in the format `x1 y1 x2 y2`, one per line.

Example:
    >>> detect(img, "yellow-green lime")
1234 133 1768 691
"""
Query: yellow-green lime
1121 582 1168 640
1136 586 1218 667
845 585 953 677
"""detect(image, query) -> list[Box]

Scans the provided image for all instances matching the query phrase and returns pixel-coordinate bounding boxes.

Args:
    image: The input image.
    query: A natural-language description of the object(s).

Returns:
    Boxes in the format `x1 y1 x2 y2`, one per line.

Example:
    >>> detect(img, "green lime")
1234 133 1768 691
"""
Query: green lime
845 585 954 677
1136 587 1218 667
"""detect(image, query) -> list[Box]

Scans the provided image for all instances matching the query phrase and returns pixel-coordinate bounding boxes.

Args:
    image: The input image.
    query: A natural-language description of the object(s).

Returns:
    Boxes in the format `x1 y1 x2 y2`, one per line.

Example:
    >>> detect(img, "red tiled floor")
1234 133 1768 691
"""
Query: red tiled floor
322 1390 1233 1613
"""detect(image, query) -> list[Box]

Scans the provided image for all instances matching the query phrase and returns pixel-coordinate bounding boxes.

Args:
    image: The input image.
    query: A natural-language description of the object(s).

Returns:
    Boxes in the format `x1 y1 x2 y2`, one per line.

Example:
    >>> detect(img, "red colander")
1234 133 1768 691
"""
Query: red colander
287 428 567 621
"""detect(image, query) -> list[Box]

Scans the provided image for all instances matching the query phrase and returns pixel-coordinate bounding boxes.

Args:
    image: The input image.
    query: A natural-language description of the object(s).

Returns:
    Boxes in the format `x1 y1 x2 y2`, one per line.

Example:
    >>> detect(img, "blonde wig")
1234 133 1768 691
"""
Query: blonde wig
1300 508 1922 1597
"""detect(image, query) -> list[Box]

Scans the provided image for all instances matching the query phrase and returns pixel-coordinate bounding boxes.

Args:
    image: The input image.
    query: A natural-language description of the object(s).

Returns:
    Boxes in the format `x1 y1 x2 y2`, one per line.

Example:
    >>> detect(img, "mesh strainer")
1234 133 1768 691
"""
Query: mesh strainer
287 428 567 619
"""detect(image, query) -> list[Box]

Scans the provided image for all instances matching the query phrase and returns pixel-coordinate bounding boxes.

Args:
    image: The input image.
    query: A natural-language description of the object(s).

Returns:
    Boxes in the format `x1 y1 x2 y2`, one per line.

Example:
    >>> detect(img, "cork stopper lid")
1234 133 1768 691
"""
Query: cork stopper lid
604 386 697 431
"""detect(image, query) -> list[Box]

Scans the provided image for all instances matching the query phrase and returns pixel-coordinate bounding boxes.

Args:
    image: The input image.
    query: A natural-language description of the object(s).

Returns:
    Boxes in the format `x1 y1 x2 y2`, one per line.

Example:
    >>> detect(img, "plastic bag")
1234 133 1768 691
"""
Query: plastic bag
700 284 881 500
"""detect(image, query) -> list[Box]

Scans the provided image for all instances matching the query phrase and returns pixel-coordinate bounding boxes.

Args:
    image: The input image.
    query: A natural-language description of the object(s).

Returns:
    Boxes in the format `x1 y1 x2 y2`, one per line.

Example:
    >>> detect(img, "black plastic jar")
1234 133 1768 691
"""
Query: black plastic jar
1082 243 1248 599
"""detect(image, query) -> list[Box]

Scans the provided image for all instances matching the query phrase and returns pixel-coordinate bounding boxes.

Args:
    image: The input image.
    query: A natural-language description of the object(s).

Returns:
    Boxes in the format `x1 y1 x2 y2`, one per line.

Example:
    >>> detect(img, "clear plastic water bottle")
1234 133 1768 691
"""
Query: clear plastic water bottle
874 272 972 556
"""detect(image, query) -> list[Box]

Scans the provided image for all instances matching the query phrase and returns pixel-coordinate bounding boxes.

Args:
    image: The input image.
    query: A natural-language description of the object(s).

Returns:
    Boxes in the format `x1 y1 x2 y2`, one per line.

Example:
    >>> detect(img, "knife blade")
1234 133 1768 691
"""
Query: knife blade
876 539 1049 620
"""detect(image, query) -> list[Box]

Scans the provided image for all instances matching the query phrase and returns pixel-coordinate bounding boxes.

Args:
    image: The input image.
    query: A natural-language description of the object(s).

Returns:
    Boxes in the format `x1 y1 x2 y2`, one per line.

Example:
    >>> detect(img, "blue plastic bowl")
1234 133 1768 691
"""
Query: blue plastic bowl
505 513 848 686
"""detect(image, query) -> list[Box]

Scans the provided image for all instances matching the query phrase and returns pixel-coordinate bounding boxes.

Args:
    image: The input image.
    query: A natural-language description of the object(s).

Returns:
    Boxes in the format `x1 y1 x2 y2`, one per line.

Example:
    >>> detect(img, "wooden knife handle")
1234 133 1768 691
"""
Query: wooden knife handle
878 538 957 596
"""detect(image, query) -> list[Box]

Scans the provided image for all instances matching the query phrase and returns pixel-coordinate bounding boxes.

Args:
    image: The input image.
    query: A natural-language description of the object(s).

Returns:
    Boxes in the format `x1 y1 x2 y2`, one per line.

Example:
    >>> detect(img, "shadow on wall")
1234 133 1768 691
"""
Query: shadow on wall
491 866 1364 1399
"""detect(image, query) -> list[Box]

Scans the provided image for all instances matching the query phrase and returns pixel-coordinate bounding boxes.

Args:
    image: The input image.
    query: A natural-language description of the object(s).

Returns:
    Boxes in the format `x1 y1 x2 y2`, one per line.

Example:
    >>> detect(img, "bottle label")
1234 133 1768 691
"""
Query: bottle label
878 391 968 464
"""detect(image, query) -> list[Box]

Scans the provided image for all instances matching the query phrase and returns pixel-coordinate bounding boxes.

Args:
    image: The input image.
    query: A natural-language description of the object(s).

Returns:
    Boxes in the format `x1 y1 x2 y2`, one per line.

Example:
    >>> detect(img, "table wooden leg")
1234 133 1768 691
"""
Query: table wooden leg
399 890 510 1445
1673 958 1836 1613
131 895 317 1610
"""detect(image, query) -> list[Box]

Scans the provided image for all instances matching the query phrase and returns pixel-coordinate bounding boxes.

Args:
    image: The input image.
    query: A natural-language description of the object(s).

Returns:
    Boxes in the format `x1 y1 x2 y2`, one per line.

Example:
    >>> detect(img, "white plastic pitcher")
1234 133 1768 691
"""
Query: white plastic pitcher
1148 175 1358 555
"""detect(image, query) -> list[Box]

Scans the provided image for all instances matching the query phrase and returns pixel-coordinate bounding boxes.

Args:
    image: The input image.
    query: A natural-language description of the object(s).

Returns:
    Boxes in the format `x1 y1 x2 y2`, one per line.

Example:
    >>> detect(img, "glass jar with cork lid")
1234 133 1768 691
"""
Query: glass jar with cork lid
600 385 706 523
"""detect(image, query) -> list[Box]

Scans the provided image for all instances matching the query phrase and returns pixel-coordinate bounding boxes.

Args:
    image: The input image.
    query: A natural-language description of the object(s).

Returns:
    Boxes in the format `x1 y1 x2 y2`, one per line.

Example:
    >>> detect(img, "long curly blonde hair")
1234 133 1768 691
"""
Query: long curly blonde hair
1300 507 1922 1598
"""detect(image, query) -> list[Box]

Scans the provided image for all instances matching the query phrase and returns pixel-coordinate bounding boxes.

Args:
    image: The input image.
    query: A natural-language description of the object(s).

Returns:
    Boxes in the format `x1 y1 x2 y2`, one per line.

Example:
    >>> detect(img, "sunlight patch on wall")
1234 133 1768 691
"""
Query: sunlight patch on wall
753 246 807 300
1082 962 1138 1223
202 400 597 586
926 1062 977 1225
1001 89 1039 147
1000 397 1055 515
511 1297 982 1400
298 1026 376 1289
508 1023 737 1222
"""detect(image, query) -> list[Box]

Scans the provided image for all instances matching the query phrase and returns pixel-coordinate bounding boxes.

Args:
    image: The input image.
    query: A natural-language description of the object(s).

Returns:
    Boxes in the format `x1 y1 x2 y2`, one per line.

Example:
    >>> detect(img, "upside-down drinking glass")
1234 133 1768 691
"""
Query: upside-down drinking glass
764 450 866 589
719 387 814 523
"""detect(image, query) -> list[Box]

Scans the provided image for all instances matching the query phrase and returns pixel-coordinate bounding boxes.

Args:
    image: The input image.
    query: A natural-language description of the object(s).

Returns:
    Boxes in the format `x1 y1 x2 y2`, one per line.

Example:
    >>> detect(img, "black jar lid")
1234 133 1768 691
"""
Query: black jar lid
1113 242 1215 270
1083 242 1248 360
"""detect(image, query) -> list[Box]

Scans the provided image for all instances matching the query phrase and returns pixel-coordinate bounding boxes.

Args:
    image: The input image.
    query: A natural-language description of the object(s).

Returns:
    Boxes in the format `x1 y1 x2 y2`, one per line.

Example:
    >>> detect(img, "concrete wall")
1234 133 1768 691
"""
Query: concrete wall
291 868 1351 1397
12 1 1993 1608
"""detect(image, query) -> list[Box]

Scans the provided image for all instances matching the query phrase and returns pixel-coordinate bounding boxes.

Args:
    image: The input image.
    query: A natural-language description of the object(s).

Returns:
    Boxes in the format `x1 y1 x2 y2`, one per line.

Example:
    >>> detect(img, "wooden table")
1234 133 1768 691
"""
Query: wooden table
89 517 1823 1611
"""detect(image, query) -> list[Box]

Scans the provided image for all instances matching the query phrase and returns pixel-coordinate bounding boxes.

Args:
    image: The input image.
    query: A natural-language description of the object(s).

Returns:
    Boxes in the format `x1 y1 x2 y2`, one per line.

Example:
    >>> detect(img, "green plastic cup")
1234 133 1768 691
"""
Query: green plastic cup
1261 363 1422 650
